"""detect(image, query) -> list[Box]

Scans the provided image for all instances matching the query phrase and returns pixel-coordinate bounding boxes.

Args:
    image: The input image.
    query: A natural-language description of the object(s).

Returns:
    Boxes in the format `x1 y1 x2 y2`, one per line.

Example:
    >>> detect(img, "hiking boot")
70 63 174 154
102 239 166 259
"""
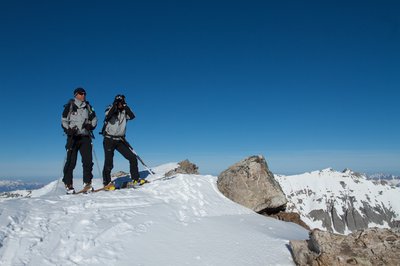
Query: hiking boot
65 184 75 194
82 182 93 192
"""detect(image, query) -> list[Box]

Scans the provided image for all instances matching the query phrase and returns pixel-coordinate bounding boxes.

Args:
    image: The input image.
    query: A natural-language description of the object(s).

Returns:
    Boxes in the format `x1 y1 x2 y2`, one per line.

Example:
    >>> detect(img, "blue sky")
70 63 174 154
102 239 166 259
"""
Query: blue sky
0 0 399 180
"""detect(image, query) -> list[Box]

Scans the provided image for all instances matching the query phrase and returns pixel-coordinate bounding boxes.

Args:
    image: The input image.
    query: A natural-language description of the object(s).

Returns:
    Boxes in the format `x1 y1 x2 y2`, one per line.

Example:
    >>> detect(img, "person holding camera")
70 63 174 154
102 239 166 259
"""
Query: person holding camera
61 87 97 194
101 94 142 187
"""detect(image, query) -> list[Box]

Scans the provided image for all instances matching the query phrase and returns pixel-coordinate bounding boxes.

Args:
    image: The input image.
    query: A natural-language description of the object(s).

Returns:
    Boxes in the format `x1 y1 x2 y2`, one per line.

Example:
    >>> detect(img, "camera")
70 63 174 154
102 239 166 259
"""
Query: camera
114 94 125 102
114 94 126 105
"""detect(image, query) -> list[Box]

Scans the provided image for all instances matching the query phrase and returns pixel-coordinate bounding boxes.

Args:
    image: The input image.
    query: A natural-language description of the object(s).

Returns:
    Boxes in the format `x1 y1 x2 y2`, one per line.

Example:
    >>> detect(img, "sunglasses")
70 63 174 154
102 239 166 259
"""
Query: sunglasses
77 92 86 95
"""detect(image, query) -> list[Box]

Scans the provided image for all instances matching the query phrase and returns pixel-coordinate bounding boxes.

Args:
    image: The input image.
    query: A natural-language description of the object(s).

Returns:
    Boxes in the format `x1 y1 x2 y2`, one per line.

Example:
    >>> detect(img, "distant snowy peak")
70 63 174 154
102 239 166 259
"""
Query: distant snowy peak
367 173 400 188
358 172 400 188
341 168 364 177
0 180 44 193
295 167 366 182
367 173 400 180
275 168 400 234
0 180 24 187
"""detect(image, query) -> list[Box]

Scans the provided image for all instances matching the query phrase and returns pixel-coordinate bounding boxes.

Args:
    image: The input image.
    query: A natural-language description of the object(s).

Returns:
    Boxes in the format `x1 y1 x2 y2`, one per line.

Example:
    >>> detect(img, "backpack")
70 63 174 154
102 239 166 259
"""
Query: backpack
112 176 133 189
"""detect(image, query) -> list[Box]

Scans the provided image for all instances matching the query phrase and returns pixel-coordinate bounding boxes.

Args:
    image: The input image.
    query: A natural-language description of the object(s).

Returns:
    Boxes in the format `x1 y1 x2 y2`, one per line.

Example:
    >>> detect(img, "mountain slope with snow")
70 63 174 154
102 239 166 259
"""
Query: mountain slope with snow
0 164 308 266
276 168 400 234
0 180 44 193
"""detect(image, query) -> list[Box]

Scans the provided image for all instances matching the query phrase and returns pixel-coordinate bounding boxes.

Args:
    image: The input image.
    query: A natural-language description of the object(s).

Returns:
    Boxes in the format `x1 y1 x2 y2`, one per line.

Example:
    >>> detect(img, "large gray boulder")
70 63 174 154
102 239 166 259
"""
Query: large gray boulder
217 155 287 213
290 228 400 265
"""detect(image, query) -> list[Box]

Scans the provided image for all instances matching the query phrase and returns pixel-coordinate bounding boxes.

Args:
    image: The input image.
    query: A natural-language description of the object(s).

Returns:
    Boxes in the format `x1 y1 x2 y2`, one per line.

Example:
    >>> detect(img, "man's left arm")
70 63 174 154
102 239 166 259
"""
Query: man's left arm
124 105 135 120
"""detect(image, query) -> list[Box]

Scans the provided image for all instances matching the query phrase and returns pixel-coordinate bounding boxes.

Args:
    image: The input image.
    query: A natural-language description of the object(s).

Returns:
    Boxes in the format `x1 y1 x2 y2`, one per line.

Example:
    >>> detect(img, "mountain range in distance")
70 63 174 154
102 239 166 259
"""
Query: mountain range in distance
1 170 399 193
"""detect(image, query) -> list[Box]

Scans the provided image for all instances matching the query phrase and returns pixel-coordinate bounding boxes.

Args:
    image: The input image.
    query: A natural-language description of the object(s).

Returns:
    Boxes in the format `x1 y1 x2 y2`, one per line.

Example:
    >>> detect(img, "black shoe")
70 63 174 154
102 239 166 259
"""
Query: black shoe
65 184 75 194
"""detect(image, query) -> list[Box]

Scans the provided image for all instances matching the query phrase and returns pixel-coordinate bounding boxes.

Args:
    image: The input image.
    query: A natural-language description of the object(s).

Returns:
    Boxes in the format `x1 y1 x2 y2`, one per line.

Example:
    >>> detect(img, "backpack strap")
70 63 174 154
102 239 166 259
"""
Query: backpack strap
62 99 75 121
85 101 96 121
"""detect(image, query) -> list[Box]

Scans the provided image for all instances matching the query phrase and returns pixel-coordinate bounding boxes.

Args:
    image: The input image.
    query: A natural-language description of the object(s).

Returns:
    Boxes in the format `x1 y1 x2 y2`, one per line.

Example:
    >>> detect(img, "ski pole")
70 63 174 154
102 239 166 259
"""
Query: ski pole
54 149 68 193
121 137 155 176
54 133 75 193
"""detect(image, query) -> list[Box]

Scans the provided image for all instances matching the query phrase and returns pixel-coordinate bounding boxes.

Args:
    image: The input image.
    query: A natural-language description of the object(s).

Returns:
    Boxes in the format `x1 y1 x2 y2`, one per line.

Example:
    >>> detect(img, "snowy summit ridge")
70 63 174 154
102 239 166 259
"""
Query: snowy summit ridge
0 163 307 266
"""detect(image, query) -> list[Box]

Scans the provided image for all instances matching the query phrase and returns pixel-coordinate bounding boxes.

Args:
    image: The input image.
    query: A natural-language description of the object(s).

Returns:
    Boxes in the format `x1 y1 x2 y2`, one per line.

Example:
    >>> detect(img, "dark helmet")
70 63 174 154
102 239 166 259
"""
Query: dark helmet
74 87 86 96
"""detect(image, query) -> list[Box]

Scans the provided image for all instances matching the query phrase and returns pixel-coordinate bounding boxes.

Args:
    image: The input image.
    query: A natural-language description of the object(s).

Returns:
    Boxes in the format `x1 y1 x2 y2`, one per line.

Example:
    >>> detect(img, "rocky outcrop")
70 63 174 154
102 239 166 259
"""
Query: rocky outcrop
268 212 311 230
165 160 199 177
112 171 129 178
217 155 287 213
290 228 400 266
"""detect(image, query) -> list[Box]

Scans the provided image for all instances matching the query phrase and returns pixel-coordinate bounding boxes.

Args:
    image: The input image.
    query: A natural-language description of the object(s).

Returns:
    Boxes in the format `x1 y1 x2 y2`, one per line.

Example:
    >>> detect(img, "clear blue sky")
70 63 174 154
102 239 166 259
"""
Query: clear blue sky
0 0 399 180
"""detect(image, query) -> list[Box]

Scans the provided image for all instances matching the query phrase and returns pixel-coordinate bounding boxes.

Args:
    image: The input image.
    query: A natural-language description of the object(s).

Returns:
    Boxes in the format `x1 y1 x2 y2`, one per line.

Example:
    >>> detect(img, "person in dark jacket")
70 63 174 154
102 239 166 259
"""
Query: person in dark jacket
101 94 142 186
61 87 97 193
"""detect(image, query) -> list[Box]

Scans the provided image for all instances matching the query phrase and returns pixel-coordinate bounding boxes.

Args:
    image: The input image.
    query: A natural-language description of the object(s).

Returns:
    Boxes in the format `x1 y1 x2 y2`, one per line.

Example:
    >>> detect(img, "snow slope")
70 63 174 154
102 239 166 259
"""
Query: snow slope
276 168 400 234
0 163 308 266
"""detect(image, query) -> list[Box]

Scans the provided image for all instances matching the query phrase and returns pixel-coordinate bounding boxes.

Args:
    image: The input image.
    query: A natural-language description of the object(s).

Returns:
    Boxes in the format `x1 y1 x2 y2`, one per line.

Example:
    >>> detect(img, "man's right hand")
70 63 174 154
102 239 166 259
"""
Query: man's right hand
66 127 78 136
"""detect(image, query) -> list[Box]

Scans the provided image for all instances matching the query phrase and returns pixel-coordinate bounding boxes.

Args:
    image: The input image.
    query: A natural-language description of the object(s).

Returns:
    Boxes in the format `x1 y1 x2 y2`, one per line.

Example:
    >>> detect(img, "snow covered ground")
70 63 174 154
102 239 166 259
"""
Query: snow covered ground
0 163 308 266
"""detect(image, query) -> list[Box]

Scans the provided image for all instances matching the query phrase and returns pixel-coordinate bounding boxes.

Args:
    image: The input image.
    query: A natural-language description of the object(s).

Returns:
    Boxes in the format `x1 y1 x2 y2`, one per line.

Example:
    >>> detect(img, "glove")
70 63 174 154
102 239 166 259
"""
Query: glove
83 123 94 131
124 105 135 119
65 127 78 136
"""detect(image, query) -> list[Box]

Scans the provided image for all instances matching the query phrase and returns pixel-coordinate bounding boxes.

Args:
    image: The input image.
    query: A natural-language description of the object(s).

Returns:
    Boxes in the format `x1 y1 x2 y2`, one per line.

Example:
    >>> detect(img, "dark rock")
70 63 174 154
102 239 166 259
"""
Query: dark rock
267 212 311 230
165 160 199 177
112 171 129 178
309 209 334 232
331 205 346 233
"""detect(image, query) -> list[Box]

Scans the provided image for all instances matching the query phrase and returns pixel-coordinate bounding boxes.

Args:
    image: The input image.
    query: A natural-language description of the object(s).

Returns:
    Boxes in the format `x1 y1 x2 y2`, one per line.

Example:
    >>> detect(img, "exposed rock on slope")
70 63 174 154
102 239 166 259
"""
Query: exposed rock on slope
268 212 311 230
165 159 199 177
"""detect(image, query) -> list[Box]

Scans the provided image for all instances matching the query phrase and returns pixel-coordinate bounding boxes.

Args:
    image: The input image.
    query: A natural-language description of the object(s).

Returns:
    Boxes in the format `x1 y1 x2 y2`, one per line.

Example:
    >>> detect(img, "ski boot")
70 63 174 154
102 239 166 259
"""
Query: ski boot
126 179 148 188
75 182 94 194
104 183 116 191
65 184 75 194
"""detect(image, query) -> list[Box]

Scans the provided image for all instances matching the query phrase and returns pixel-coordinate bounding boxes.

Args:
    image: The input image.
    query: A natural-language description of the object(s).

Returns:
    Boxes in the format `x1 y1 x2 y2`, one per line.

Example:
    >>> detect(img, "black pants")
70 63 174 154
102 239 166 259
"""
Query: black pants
102 137 139 185
63 135 93 186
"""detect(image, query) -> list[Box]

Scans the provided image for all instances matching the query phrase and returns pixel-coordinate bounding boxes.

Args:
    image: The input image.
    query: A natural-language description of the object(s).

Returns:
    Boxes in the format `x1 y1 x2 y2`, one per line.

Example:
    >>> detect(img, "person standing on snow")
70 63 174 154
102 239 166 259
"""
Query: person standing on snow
100 94 144 187
61 87 97 194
